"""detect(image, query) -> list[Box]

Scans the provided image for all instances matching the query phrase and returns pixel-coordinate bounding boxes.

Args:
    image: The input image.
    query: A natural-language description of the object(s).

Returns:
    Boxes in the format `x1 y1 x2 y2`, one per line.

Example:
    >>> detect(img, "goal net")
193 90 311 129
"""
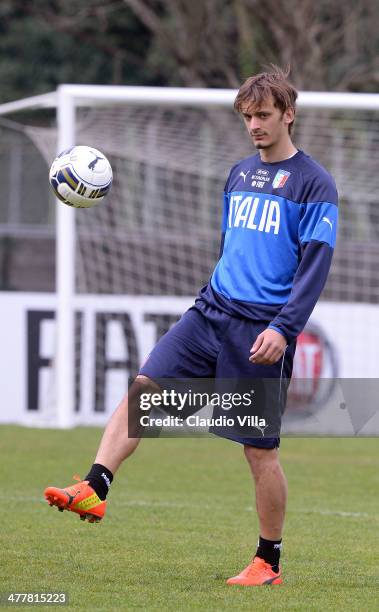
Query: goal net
1 86 379 431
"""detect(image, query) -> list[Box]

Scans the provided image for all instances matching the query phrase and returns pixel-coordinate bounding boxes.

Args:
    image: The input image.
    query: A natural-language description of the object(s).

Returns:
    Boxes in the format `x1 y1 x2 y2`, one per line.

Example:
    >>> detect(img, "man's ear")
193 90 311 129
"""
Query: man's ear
283 107 295 127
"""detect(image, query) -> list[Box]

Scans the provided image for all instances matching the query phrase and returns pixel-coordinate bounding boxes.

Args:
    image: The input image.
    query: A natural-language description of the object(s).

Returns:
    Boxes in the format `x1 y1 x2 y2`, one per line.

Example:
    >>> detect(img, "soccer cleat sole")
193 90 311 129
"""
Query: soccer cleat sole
263 577 282 585
227 575 282 586
226 578 283 588
79 513 102 523
45 493 103 523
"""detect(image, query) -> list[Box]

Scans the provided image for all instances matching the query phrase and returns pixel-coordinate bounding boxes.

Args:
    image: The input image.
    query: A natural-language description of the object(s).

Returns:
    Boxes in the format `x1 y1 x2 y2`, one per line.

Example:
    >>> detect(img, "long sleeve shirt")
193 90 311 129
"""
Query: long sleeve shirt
196 150 338 344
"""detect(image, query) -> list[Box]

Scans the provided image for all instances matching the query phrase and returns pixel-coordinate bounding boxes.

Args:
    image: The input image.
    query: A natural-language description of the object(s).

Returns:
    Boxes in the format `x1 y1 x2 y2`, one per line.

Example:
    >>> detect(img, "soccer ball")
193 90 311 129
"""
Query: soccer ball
49 145 113 208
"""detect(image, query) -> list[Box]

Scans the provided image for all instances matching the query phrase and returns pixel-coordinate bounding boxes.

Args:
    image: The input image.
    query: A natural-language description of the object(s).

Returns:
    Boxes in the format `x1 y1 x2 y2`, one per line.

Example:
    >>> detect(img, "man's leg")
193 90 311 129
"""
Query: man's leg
44 375 160 521
243 445 287 540
94 375 161 474
226 444 286 586
44 306 220 521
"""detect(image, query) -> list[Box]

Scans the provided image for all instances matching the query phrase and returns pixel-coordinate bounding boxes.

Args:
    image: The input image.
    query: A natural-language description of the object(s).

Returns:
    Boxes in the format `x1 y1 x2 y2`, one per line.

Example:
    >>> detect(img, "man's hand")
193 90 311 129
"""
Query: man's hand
249 328 287 365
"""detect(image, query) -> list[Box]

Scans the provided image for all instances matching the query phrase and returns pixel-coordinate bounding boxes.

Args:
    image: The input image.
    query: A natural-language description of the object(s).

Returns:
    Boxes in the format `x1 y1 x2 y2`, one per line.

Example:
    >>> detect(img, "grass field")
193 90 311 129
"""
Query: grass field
1 426 378 611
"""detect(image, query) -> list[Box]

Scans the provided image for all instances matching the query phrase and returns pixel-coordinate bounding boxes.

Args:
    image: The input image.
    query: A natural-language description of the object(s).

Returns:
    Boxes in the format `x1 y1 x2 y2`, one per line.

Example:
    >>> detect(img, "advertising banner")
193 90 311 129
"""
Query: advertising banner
0 293 378 434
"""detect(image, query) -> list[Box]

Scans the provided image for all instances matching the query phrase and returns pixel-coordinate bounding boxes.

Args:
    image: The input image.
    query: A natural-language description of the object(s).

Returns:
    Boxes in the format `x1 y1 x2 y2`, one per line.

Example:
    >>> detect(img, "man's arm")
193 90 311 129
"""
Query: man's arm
267 240 333 339
250 241 333 365
251 197 338 365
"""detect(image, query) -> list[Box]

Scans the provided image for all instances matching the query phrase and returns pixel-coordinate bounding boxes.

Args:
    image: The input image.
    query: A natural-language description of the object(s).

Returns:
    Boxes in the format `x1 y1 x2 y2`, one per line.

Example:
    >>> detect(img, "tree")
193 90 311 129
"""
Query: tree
0 0 378 104
0 0 151 103
122 0 379 91
122 0 240 87
240 0 379 91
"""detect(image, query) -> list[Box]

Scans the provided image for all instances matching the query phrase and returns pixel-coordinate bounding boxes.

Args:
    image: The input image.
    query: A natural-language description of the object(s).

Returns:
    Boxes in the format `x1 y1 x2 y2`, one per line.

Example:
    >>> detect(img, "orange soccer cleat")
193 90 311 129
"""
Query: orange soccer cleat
226 556 282 586
44 476 106 523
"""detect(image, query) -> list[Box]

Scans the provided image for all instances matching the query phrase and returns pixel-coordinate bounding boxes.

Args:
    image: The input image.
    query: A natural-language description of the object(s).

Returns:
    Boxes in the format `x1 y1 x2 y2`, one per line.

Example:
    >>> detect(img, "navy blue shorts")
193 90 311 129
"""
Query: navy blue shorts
139 302 296 448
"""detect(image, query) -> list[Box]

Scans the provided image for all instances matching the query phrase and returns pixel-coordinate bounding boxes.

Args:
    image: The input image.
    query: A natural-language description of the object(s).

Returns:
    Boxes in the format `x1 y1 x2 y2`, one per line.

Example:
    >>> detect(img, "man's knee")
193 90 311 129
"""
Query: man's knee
122 375 162 436
118 375 160 407
243 445 279 476
133 374 161 394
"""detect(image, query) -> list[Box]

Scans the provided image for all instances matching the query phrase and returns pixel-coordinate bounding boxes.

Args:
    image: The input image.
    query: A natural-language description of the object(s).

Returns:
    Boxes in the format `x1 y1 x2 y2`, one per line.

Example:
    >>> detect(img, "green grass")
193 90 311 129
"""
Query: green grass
1 427 378 610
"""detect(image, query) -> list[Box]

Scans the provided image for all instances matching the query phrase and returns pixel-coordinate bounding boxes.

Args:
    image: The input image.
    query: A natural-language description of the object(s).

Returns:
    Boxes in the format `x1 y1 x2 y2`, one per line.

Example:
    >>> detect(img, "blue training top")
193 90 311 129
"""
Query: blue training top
197 150 338 343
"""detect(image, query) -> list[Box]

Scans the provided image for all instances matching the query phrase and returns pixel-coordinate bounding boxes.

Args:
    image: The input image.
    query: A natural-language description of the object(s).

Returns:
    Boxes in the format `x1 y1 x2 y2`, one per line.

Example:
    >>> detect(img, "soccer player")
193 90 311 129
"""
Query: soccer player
45 66 338 586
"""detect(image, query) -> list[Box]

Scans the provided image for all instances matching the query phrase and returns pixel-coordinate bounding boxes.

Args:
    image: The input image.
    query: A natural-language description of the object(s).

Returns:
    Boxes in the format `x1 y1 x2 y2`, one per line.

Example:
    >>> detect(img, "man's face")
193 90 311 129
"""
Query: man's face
241 95 294 150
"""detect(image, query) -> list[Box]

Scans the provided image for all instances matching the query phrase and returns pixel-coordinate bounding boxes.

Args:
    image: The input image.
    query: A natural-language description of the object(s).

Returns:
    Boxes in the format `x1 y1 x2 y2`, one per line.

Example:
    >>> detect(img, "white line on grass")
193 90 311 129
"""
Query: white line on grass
291 508 374 519
8 496 378 520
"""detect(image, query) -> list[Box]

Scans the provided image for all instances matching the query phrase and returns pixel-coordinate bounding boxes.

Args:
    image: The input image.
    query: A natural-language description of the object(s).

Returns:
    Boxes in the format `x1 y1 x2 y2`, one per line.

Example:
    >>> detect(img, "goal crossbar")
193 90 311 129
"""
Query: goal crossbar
1 85 379 115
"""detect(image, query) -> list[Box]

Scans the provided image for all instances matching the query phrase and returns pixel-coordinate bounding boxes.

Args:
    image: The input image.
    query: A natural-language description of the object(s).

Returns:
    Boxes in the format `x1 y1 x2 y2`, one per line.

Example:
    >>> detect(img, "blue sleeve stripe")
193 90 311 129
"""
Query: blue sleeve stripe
299 201 338 248
302 201 338 209
267 324 288 340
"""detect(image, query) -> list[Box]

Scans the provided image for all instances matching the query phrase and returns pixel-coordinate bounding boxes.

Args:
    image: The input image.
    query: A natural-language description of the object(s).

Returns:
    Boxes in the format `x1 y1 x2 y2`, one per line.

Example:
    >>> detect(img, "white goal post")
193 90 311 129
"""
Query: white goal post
1 85 379 429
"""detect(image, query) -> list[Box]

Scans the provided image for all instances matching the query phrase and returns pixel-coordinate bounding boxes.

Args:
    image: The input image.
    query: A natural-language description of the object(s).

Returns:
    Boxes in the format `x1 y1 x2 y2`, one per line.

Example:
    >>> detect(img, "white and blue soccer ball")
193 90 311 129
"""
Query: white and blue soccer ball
49 145 113 208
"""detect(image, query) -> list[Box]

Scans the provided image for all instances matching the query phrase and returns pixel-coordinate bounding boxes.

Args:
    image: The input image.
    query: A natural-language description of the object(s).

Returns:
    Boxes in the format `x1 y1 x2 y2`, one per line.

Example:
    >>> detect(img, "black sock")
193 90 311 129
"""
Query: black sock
255 536 282 573
84 463 113 501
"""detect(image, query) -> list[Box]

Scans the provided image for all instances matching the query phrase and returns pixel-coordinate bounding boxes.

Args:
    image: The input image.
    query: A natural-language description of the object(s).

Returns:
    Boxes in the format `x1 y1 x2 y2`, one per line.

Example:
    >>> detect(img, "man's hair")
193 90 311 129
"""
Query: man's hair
234 65 298 134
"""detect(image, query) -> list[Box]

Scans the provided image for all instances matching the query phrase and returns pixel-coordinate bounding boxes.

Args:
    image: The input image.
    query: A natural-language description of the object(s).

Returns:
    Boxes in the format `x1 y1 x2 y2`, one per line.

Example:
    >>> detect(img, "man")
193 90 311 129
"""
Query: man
45 66 338 586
